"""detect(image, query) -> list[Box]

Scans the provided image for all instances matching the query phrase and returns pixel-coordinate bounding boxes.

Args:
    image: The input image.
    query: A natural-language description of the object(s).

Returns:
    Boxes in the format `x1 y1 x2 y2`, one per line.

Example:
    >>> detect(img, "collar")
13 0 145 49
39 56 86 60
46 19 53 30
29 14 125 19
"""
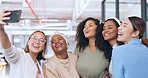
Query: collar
127 39 141 45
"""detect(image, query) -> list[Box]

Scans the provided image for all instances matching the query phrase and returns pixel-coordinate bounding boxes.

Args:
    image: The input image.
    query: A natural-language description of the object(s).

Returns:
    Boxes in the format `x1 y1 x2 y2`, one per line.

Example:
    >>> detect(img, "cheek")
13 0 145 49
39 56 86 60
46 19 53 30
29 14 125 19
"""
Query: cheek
27 40 32 46
51 44 55 48
112 30 118 35
83 28 85 33
102 30 105 34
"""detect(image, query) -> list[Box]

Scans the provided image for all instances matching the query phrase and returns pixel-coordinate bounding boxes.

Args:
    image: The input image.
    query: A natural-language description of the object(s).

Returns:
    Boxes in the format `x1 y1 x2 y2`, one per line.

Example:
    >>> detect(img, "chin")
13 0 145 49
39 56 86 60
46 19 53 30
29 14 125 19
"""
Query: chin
117 38 123 42
104 37 109 40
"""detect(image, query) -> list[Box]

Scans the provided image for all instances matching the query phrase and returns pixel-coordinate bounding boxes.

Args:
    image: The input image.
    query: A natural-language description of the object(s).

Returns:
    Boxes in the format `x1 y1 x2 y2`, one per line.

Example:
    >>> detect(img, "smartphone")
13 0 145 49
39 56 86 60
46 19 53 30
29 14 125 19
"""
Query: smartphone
4 10 22 23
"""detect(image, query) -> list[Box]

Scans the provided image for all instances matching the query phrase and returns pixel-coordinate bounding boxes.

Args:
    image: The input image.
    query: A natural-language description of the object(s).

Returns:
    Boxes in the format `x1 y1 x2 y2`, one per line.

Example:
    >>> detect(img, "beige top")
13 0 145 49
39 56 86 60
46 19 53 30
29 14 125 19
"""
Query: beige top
44 53 80 78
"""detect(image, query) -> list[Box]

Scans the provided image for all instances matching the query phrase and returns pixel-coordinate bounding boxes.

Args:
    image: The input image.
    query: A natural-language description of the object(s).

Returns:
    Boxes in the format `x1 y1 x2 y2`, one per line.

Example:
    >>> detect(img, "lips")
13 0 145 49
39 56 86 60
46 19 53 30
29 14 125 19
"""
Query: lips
55 43 62 48
84 30 90 33
32 43 40 49
104 33 109 36
118 32 123 36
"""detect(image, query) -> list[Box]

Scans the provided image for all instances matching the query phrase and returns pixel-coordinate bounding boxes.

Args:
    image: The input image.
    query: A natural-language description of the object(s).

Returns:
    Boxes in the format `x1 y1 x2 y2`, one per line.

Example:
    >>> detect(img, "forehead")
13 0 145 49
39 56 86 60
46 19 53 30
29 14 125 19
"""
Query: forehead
86 20 95 24
122 18 132 25
104 20 116 26
31 32 45 38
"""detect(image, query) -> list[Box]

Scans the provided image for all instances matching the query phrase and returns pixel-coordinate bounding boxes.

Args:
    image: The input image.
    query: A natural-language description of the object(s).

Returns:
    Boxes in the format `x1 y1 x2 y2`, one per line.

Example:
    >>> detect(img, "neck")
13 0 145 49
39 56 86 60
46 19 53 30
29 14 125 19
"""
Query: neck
56 50 68 59
109 39 117 47
29 52 38 61
89 38 96 52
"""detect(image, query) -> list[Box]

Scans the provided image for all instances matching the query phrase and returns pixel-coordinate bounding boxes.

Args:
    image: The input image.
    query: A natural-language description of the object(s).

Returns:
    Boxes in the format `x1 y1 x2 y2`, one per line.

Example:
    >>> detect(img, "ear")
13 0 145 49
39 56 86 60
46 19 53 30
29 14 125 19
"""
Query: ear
132 30 140 38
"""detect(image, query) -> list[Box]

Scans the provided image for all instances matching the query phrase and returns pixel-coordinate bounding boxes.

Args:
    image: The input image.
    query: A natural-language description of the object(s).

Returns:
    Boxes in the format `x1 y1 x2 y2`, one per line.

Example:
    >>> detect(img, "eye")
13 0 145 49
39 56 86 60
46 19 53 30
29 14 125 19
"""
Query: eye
32 36 38 40
51 39 55 43
89 24 93 27
40 39 46 43
108 26 112 29
123 25 127 27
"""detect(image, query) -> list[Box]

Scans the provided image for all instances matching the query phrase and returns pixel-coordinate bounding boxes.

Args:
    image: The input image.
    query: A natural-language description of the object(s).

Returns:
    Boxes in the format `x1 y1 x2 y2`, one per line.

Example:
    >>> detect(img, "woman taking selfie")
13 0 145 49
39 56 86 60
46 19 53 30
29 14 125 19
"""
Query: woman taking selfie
0 10 47 78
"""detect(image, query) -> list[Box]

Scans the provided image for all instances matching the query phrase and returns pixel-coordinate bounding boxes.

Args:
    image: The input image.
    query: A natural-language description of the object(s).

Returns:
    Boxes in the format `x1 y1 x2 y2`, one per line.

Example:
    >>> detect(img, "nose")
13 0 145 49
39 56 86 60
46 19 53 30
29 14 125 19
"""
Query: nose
54 40 59 44
118 26 121 30
35 39 40 43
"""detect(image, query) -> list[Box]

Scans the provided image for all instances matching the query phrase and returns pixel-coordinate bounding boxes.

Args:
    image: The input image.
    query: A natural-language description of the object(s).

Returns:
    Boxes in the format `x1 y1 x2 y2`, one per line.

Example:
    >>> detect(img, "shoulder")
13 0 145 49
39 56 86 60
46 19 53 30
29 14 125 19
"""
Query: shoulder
68 52 77 61
68 52 76 57
44 55 57 67
73 47 79 55
112 45 127 58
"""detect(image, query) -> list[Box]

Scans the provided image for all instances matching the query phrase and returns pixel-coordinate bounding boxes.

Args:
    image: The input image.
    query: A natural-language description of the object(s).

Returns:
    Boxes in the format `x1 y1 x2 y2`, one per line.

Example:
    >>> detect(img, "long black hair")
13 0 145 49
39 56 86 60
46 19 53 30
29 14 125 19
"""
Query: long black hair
75 17 112 59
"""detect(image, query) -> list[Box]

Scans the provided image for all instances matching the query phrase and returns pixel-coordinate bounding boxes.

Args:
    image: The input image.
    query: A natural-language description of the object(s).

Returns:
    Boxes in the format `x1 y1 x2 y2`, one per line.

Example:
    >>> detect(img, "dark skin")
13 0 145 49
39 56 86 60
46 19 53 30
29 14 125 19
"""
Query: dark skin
142 38 148 47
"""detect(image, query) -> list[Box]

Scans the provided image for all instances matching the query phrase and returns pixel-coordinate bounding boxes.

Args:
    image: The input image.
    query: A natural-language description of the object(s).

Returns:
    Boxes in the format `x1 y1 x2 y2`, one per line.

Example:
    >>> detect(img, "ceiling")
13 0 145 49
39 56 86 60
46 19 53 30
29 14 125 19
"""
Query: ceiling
0 0 146 35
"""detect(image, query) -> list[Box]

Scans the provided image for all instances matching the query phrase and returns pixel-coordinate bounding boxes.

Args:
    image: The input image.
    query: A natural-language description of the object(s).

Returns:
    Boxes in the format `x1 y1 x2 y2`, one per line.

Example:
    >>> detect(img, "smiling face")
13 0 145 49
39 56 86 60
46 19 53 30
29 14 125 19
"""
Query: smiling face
27 32 46 54
102 20 118 43
117 18 135 44
83 20 97 39
50 34 67 54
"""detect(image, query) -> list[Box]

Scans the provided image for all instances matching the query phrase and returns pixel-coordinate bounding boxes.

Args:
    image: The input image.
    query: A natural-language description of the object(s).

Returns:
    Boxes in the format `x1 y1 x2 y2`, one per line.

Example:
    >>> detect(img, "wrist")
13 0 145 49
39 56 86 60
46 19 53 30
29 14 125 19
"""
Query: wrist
0 25 4 31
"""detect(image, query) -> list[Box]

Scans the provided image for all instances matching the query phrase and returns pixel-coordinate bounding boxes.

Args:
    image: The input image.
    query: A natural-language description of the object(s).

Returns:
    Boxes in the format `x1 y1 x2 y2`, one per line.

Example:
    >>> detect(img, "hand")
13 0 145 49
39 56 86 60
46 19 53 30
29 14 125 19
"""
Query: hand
0 10 11 25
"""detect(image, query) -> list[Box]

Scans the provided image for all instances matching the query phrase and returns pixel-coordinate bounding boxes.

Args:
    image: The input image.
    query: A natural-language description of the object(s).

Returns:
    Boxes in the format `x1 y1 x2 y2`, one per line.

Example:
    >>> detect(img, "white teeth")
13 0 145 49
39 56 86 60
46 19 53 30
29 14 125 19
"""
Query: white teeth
118 32 121 35
118 32 123 36
104 33 109 36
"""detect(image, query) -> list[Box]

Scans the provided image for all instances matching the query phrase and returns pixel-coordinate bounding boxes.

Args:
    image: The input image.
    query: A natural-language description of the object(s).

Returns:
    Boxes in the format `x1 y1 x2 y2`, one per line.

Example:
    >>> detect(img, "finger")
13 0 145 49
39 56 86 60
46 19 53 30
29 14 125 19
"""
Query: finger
1 17 10 21
0 21 7 25
3 12 11 17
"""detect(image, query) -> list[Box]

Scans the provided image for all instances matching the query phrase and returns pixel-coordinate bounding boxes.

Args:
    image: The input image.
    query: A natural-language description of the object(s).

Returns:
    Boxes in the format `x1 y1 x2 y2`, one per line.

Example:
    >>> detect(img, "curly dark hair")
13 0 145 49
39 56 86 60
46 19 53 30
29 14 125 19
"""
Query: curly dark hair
75 17 112 59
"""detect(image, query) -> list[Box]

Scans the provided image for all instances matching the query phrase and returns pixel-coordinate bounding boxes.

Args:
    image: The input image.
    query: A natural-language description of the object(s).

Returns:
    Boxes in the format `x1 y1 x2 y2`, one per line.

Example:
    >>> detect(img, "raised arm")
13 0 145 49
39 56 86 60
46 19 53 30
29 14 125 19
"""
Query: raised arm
0 10 11 49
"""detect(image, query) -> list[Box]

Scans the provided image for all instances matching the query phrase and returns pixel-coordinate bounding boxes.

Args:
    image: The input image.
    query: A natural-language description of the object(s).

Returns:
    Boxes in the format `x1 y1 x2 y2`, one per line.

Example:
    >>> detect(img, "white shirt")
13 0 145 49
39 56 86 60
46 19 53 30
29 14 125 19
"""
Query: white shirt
2 45 44 78
109 43 118 75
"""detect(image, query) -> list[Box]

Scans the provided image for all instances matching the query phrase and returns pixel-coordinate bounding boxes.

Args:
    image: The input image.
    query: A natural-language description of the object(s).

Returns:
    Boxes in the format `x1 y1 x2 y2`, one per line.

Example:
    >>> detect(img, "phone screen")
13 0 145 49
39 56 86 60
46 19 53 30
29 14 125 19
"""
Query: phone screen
4 10 22 23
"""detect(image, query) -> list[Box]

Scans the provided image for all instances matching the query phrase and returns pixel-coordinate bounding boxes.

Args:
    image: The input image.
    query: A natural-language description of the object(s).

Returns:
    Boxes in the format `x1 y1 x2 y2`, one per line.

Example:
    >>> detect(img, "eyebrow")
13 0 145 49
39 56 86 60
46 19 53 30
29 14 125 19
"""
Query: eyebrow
33 35 45 39
104 25 113 27
123 22 128 25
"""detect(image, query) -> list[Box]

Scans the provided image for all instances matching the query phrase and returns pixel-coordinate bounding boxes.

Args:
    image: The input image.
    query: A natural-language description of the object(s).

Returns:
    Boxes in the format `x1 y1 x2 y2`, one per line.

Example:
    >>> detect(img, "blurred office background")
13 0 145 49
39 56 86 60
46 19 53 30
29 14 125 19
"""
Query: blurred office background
0 0 148 78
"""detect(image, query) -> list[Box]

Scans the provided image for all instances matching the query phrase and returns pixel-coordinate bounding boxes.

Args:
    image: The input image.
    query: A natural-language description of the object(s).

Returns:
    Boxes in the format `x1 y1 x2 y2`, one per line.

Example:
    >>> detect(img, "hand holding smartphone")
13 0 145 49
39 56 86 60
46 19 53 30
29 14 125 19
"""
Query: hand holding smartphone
3 10 22 23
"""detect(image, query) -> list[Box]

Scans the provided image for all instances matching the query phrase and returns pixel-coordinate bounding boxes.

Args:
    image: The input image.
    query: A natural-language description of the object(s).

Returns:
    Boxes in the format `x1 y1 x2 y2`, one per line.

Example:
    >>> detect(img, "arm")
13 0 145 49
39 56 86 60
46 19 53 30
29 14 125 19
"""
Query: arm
0 10 20 64
0 10 11 49
112 48 124 78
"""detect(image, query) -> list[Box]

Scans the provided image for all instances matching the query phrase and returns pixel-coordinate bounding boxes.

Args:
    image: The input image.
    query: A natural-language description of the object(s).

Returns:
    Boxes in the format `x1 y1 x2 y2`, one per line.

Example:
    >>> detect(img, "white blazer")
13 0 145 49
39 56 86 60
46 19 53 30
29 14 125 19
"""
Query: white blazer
2 45 44 78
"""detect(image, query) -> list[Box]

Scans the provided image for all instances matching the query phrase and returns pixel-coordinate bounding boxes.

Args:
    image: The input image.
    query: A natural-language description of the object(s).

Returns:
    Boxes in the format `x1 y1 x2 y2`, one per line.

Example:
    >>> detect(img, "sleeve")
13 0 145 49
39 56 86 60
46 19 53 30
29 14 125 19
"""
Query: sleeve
43 63 59 78
112 47 124 78
2 45 20 64
70 53 78 62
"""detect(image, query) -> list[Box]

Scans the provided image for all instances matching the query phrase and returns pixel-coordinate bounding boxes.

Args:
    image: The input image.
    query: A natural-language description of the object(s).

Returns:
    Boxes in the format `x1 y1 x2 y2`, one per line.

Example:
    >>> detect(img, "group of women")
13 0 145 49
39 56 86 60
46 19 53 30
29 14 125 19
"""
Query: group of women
0 10 148 78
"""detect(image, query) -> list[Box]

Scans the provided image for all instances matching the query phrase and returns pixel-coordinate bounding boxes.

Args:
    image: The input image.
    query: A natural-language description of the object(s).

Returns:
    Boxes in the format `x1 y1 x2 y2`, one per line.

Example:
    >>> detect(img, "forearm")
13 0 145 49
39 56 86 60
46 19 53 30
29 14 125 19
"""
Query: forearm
0 25 11 49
